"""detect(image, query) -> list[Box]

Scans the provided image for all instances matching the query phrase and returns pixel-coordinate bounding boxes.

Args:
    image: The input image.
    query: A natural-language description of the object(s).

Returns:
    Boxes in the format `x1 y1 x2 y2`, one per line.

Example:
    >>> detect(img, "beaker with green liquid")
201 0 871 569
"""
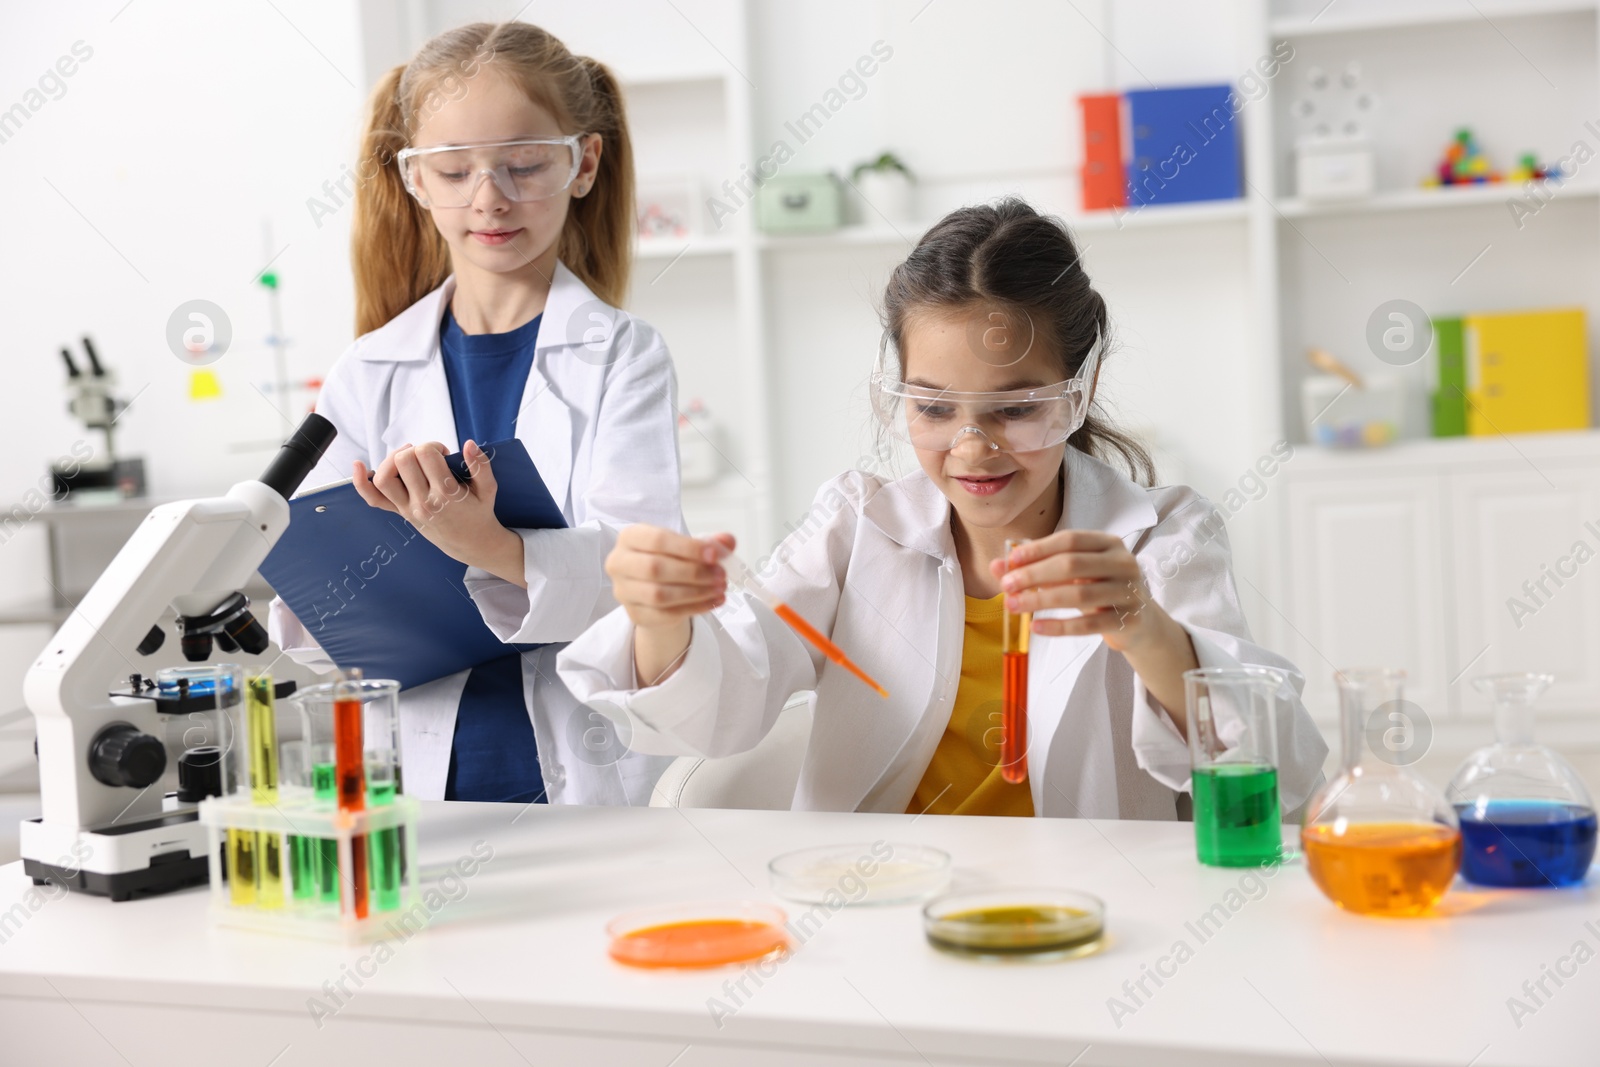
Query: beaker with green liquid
1185 667 1286 867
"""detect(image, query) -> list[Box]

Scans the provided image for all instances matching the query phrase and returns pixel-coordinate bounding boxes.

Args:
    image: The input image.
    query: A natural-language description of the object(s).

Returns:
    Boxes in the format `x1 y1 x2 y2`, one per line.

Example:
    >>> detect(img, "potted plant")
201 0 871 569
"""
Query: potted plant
851 151 916 225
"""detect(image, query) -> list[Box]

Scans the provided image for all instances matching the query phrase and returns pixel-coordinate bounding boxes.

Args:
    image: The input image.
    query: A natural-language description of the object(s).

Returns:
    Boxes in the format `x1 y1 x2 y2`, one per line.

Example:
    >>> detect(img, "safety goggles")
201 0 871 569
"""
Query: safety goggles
869 331 1100 454
396 135 587 208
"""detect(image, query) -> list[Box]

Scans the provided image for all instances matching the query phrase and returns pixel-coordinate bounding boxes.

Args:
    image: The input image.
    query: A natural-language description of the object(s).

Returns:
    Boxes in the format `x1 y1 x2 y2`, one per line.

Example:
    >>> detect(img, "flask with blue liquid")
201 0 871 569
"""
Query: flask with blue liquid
1450 673 1596 888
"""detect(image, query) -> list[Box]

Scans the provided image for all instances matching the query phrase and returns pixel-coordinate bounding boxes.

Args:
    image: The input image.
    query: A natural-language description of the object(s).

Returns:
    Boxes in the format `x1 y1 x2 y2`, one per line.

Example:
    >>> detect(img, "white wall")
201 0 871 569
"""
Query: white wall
0 0 368 785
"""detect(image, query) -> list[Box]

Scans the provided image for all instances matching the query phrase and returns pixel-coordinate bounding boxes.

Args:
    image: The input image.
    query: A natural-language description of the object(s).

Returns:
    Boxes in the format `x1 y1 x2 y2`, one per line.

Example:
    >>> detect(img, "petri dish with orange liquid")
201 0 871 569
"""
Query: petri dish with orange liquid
607 902 791 970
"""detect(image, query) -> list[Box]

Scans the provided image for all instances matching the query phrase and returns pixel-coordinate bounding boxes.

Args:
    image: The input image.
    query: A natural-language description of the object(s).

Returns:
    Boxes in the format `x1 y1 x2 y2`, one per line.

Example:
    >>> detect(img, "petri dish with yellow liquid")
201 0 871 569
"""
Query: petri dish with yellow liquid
923 887 1106 962
607 901 791 970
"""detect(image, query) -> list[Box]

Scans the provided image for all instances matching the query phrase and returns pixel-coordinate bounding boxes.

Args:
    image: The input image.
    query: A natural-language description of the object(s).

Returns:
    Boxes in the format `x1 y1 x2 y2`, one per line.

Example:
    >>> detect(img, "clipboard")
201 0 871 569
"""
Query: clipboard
259 438 566 690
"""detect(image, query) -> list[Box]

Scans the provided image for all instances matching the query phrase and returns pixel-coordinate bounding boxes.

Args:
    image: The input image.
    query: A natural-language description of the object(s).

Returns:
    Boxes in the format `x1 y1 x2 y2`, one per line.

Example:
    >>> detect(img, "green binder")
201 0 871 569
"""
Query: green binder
1431 317 1466 437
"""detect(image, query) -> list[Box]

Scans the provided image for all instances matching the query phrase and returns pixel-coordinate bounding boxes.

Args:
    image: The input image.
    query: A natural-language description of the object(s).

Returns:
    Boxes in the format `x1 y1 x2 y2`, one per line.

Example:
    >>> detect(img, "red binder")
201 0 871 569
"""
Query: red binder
1079 93 1125 211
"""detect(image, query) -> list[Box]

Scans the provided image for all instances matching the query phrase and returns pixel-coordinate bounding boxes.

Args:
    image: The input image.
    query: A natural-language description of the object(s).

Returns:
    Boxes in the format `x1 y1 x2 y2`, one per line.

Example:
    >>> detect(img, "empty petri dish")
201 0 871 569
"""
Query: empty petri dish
923 887 1105 962
769 843 951 906
607 901 790 970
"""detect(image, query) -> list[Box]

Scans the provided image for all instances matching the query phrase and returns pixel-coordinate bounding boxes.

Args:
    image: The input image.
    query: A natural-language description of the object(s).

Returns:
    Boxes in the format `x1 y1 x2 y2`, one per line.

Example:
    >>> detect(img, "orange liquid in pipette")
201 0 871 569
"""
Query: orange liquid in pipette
1302 822 1461 916
772 602 888 698
1001 650 1028 784
608 919 790 969
334 696 369 920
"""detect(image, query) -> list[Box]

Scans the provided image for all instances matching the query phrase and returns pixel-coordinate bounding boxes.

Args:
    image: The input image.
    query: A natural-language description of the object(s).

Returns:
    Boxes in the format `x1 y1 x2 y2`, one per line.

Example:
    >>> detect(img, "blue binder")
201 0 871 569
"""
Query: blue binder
1124 84 1241 206
259 439 566 690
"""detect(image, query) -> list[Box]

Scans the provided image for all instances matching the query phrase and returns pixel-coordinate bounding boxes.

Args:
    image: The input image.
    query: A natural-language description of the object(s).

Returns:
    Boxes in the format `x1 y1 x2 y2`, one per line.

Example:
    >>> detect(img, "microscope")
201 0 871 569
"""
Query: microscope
52 336 146 499
20 413 336 900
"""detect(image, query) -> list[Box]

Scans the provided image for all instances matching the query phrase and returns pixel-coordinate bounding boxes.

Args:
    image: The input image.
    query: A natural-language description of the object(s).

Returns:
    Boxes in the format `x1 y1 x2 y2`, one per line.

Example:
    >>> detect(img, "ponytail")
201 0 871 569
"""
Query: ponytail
349 23 638 335
351 64 452 337
561 56 633 306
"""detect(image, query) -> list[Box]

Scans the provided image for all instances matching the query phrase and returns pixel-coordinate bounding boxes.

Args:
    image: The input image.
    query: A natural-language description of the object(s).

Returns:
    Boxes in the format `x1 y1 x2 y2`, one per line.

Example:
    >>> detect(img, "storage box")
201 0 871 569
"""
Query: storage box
1302 373 1402 448
756 174 843 233
1296 136 1375 200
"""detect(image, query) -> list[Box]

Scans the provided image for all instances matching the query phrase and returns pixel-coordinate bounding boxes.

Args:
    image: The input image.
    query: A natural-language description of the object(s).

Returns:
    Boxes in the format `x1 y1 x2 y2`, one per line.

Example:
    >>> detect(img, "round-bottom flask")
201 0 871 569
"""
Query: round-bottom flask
1450 673 1596 888
1301 668 1461 916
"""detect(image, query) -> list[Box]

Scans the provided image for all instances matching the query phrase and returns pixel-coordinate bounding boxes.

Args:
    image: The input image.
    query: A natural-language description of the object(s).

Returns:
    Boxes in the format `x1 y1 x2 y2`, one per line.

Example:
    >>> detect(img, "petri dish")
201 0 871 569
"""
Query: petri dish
607 901 790 970
769 843 951 906
923 887 1105 962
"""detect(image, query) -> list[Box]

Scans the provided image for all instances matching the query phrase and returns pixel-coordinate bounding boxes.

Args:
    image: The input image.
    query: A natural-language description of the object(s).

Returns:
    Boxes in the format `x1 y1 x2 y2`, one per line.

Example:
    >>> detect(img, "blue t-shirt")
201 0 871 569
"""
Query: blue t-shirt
438 306 547 805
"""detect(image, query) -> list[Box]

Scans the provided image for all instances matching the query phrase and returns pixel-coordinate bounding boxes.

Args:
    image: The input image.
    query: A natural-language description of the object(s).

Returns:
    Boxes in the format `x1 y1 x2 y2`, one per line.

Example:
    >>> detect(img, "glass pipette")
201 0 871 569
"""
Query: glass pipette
720 553 889 698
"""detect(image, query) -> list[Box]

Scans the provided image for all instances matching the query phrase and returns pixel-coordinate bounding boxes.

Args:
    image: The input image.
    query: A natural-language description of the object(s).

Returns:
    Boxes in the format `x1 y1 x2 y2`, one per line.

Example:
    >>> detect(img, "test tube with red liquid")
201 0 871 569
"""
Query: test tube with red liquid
1001 539 1030 784
334 669 368 920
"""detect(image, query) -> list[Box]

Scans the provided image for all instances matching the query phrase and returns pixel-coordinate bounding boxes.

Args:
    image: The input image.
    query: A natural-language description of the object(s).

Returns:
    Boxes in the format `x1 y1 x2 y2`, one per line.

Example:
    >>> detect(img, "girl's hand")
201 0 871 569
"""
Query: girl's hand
606 525 733 631
994 530 1199 730
352 440 526 587
992 530 1164 654
606 526 734 686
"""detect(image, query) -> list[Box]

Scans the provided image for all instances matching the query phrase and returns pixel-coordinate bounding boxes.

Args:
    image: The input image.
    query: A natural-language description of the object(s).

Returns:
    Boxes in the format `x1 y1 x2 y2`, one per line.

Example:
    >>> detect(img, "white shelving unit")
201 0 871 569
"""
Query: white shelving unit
1252 0 1600 726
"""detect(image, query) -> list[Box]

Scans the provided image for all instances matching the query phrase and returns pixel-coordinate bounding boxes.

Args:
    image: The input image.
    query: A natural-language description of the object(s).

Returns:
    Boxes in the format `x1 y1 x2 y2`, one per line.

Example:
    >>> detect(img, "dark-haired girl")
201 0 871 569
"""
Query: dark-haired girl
559 199 1326 820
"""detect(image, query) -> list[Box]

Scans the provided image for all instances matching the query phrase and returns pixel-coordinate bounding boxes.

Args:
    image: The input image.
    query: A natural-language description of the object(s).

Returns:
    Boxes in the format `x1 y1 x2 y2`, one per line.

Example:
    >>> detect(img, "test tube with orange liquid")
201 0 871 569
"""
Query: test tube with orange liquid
719 553 888 699
334 669 369 920
1001 539 1030 784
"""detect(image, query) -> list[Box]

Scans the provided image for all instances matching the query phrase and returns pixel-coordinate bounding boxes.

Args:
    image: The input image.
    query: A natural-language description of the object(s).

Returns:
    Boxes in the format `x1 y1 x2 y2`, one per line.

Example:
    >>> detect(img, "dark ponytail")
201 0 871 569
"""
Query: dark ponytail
880 197 1156 485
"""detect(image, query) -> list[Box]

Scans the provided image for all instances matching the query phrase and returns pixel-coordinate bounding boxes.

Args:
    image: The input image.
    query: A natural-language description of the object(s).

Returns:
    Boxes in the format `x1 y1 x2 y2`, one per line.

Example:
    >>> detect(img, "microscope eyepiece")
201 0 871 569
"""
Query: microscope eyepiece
259 412 337 500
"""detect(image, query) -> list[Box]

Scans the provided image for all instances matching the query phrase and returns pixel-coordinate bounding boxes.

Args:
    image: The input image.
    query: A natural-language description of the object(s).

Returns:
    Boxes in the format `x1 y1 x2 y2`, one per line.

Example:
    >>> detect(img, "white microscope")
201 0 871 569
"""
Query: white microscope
20 414 336 900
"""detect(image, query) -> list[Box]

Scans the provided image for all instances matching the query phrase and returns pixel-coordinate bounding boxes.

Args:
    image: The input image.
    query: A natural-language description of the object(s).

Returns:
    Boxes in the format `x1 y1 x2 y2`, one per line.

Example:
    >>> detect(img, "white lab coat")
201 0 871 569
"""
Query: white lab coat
558 447 1328 819
268 263 681 805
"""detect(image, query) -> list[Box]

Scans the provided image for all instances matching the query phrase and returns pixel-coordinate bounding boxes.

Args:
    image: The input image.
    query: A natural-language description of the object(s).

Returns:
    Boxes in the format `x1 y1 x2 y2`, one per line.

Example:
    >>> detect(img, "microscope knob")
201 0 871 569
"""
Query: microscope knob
89 725 167 789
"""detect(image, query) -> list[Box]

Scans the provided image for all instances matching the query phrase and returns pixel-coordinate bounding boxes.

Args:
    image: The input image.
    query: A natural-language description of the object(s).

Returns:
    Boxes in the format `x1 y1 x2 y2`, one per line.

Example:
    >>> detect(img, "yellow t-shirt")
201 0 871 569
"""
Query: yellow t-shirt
906 593 1035 817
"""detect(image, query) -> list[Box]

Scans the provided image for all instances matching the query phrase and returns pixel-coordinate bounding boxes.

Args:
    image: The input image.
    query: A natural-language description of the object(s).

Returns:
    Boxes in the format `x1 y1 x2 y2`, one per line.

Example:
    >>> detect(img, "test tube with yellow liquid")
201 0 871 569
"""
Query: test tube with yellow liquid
246 675 285 909
1000 538 1029 784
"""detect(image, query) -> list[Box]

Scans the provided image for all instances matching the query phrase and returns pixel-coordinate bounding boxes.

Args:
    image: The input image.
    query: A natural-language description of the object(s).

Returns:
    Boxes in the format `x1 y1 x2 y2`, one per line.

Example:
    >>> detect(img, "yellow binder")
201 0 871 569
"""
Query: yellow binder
1464 308 1590 435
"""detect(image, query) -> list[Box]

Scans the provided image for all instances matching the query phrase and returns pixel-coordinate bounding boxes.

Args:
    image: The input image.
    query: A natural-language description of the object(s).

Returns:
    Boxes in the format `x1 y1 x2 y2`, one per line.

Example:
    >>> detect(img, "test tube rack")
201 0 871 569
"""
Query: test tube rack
199 791 420 944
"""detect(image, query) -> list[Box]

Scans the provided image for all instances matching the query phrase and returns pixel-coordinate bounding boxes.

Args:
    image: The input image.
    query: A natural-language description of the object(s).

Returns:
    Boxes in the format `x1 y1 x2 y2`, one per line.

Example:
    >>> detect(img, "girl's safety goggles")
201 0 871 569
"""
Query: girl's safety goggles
869 332 1100 454
396 135 588 208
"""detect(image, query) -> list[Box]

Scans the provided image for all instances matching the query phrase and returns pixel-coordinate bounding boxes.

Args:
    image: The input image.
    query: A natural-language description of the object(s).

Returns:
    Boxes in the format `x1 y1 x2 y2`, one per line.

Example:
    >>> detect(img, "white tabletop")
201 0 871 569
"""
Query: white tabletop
1 802 1595 1067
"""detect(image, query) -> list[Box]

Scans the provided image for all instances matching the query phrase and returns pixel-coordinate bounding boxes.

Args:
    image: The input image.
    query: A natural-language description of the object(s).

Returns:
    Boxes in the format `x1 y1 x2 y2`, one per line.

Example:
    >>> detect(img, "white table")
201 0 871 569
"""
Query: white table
0 802 1594 1066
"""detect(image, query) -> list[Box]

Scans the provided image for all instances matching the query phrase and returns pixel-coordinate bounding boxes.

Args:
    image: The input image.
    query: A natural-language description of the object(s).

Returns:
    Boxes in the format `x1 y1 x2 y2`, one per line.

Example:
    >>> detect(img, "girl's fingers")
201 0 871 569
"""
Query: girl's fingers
1006 529 1120 567
618 579 727 613
610 550 725 587
391 447 436 513
1008 577 1142 615
415 445 470 508
463 439 498 498
619 524 730 565
351 461 398 513
1032 609 1126 638
370 456 411 512
1002 549 1128 593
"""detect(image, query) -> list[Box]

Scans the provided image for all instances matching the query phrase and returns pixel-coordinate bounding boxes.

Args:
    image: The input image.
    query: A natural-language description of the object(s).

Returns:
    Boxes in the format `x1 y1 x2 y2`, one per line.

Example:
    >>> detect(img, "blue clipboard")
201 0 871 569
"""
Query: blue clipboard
259 438 565 690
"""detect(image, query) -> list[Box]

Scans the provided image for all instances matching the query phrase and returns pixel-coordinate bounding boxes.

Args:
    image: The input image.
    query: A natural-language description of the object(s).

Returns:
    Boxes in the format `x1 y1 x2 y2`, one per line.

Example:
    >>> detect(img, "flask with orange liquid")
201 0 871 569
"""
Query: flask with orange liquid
1301 668 1461 916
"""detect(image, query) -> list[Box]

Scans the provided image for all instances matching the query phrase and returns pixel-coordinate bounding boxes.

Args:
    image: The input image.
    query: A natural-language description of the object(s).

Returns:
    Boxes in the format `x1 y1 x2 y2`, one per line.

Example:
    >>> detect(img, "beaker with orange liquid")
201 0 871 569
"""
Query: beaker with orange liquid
1301 668 1461 916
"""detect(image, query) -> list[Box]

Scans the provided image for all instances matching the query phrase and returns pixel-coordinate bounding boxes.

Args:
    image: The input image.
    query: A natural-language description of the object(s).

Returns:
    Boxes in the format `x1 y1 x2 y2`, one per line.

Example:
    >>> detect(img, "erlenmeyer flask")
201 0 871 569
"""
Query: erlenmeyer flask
1301 668 1461 915
1449 673 1596 888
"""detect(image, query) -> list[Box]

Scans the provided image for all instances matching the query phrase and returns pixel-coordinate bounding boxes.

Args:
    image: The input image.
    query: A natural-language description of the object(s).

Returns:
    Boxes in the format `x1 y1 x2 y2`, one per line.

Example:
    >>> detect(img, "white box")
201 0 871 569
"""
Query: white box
1296 137 1375 200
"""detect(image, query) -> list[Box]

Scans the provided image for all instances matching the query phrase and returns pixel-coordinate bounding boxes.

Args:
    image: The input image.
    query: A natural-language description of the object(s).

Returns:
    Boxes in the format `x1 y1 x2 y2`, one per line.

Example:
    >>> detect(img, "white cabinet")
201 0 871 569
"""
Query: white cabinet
1448 464 1600 715
1282 474 1448 717
1274 432 1600 721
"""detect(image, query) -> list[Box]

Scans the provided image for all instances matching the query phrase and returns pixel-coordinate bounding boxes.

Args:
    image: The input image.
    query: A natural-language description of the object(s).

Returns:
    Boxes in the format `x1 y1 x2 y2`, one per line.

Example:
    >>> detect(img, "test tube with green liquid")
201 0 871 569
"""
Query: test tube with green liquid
279 740 317 903
246 675 285 909
367 754 402 912
310 752 340 904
